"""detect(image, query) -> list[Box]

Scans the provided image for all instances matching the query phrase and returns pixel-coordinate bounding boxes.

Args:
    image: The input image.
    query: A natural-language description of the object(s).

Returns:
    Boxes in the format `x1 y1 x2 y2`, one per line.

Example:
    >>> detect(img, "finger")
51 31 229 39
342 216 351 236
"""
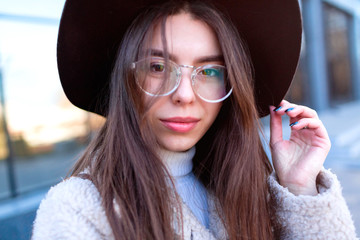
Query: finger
269 105 283 145
279 99 290 105
290 118 329 139
284 105 319 120
273 101 297 116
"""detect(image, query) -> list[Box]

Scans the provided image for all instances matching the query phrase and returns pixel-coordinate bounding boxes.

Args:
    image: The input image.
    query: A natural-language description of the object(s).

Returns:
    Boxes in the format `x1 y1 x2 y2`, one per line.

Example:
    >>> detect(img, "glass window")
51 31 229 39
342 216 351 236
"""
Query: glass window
0 103 10 199
0 19 105 198
323 3 353 105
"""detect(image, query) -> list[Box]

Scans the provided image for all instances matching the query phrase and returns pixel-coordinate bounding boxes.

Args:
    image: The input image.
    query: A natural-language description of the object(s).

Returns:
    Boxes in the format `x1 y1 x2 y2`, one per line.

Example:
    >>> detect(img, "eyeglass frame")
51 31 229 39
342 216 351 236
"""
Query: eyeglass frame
130 57 233 103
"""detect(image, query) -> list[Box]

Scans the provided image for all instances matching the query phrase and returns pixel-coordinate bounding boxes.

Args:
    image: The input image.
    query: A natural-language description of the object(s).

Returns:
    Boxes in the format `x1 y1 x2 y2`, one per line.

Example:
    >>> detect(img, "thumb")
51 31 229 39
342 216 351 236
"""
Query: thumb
269 106 283 146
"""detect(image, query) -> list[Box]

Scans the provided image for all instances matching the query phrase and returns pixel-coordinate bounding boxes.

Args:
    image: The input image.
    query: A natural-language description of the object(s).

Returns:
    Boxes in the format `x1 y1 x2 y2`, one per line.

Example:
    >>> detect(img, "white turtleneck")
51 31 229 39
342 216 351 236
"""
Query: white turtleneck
158 147 210 229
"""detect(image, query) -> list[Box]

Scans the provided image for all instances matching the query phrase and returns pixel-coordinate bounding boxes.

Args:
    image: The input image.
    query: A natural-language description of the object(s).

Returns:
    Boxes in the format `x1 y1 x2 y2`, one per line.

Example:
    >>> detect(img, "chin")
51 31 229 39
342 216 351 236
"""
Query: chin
160 141 196 152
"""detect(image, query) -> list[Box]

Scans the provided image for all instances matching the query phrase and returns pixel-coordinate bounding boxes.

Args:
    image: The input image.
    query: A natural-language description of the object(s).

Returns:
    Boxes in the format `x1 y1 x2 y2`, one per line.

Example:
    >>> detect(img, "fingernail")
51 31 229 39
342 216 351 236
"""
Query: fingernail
273 106 282 112
290 121 299 127
285 107 294 113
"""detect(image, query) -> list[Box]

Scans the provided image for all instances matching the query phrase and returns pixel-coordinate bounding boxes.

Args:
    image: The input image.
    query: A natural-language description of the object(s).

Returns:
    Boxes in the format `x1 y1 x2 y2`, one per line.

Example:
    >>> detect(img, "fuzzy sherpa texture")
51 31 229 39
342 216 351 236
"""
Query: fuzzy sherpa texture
32 177 113 240
32 169 358 240
268 168 358 240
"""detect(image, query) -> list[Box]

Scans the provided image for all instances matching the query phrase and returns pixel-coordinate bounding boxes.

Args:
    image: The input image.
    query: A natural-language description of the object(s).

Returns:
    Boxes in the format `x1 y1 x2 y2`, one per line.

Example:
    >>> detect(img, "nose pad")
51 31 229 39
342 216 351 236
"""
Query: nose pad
171 67 196 104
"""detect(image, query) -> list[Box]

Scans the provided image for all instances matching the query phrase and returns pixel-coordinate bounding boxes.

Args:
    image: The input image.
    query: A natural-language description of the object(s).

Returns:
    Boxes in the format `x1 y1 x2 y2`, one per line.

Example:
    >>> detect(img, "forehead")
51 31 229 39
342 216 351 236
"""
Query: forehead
150 13 222 63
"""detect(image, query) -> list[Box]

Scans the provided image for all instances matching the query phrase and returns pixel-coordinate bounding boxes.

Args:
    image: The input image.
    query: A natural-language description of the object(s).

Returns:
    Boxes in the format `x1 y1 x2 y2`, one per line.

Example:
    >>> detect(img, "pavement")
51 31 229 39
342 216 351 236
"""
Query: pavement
1 101 360 239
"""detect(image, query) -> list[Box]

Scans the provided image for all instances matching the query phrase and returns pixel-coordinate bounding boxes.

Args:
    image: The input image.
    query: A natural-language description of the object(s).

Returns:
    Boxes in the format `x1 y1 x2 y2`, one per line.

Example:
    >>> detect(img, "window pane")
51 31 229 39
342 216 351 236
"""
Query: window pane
323 4 353 104
0 103 10 199
0 20 105 196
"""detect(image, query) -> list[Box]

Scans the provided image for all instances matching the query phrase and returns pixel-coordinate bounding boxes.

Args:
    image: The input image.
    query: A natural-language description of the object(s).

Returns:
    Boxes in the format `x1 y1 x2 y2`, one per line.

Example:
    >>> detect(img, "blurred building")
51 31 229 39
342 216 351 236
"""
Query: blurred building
0 0 105 239
0 0 359 239
287 0 360 111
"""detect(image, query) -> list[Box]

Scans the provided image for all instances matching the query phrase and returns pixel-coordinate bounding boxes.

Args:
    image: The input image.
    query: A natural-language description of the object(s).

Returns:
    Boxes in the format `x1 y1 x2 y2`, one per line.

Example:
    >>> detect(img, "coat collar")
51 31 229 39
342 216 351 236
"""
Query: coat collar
173 192 228 240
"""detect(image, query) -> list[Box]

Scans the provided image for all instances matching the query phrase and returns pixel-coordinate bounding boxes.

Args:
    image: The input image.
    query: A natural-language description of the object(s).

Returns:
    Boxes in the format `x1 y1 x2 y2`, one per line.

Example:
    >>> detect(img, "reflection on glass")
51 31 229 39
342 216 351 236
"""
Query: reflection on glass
0 19 105 199
324 3 353 105
0 104 10 199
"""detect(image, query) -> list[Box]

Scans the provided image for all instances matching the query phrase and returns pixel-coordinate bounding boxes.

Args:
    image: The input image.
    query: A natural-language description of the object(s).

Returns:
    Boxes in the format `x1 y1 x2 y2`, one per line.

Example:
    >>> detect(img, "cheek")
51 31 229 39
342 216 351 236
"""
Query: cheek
204 103 222 124
143 97 168 126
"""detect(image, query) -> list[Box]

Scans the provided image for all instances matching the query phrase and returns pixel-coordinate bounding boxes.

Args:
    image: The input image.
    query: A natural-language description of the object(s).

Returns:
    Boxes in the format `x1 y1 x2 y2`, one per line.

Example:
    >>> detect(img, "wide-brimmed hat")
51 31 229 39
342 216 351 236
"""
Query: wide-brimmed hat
57 0 302 117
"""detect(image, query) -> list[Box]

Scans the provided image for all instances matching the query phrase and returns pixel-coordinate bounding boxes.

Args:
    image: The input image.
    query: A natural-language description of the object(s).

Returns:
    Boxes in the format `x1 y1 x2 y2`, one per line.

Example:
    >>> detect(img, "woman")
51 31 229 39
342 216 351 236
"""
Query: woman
32 0 357 239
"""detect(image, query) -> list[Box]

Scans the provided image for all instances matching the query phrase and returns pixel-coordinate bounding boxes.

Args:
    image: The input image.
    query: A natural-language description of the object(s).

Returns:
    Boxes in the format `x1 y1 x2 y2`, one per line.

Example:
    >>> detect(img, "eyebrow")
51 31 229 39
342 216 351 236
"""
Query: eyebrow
149 49 224 64
150 49 176 60
196 55 224 64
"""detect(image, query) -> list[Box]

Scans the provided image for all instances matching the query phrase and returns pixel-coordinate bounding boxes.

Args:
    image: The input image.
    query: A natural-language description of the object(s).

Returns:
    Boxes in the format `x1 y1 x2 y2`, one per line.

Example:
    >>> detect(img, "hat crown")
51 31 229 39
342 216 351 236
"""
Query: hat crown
57 0 302 117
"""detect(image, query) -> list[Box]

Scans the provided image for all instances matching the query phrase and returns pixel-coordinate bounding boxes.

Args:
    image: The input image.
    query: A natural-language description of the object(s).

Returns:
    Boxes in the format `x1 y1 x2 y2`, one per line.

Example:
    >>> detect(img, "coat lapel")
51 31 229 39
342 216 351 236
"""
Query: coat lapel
172 193 228 240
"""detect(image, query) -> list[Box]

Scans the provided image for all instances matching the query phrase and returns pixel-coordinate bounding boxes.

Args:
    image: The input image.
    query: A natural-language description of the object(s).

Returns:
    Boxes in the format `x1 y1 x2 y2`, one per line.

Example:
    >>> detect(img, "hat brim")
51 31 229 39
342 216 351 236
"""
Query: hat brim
57 0 302 117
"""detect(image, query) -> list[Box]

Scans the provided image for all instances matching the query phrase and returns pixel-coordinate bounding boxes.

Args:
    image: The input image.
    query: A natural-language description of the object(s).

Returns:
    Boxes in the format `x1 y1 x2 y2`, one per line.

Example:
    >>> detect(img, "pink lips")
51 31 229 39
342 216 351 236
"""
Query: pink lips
160 117 200 133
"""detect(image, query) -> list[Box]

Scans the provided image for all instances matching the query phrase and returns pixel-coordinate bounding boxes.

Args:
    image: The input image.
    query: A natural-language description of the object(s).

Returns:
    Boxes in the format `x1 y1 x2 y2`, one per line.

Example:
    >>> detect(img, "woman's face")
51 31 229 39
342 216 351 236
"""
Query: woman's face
144 13 223 152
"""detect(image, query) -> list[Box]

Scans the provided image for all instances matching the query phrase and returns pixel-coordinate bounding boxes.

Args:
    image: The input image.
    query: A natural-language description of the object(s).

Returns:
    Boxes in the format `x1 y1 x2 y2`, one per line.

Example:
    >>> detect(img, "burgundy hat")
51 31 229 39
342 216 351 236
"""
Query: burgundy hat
57 0 302 117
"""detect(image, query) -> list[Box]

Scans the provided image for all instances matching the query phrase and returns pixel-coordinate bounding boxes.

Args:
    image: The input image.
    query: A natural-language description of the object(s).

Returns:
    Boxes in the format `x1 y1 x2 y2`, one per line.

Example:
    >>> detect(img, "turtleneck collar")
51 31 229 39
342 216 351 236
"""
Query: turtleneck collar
157 147 195 177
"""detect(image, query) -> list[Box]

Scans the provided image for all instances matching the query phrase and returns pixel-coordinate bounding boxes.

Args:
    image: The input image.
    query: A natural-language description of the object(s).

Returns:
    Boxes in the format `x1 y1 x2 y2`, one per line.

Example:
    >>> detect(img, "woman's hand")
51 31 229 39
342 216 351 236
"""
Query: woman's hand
269 100 331 196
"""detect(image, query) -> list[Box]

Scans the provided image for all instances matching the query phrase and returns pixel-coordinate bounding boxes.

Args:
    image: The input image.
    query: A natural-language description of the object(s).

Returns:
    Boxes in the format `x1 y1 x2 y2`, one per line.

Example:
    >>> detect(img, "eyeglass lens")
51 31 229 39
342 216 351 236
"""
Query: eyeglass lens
133 57 232 102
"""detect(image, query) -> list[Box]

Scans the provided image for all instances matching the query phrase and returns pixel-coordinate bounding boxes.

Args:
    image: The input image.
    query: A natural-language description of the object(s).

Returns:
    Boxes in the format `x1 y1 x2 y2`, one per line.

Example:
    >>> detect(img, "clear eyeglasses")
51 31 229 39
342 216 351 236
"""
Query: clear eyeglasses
131 57 232 103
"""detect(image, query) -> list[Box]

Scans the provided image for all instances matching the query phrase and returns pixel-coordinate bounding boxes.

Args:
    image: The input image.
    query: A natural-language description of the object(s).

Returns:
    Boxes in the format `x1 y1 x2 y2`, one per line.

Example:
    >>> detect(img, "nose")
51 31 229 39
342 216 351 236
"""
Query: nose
171 67 196 104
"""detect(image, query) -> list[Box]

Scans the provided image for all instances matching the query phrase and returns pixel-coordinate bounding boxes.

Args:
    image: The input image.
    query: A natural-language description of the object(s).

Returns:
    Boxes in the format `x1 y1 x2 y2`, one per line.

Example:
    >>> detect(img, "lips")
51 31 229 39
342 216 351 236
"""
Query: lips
160 117 200 133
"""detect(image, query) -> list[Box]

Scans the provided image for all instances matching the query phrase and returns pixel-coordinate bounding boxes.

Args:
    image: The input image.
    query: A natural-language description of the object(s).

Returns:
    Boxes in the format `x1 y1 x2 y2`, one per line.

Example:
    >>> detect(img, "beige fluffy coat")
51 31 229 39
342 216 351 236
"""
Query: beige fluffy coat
32 169 357 240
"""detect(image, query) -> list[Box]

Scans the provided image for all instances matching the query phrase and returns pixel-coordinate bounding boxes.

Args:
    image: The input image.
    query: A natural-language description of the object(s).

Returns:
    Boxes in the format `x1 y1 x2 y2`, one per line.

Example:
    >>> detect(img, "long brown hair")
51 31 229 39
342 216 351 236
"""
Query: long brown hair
71 1 274 239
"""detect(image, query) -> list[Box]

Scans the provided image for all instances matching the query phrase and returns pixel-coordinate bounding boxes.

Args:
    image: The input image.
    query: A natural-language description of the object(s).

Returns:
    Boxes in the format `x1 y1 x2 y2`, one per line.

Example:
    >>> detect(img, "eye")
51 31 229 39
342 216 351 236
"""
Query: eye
199 68 220 77
150 62 165 72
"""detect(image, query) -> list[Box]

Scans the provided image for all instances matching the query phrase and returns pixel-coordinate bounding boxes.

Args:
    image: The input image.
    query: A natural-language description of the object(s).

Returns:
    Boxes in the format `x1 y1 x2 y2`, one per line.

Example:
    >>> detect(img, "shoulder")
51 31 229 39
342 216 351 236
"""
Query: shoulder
32 177 113 240
41 176 101 210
